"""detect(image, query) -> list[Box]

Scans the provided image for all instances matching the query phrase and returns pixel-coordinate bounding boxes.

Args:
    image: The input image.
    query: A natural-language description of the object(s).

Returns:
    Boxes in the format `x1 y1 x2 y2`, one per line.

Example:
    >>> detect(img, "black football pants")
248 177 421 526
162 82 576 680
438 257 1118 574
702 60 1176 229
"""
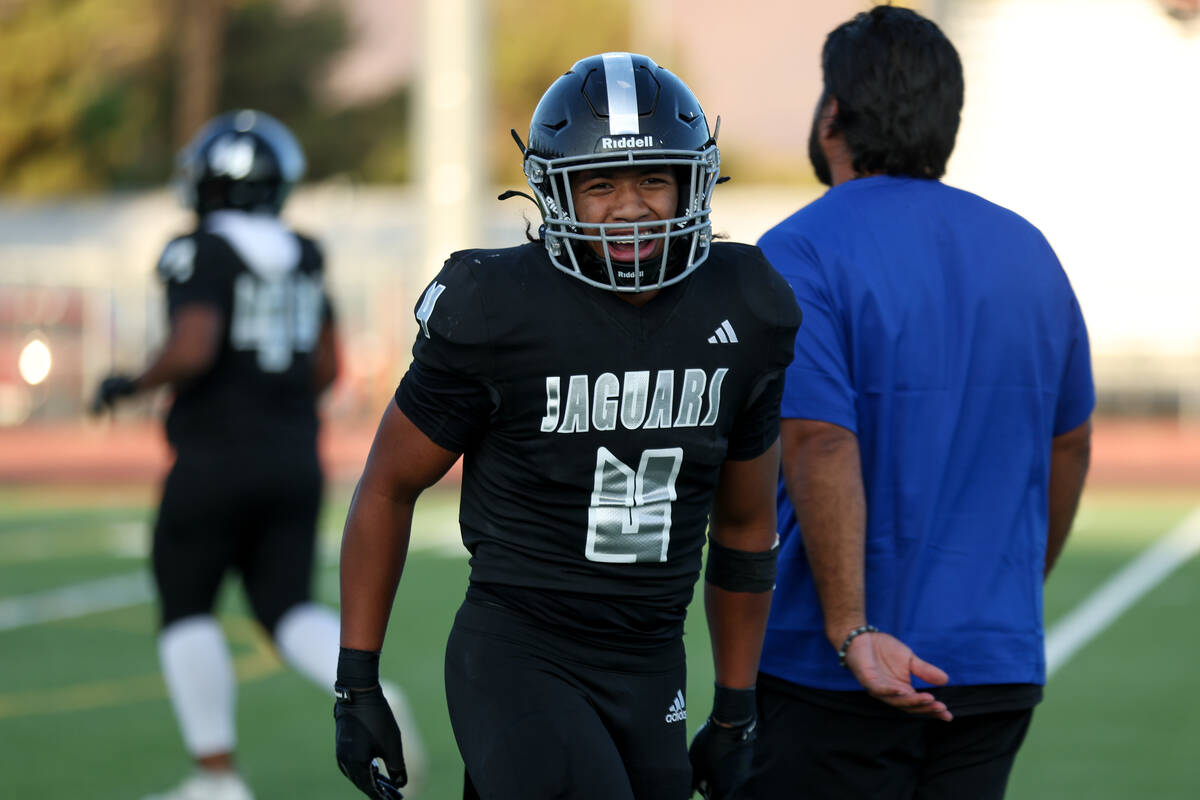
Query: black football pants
152 448 323 634
444 598 693 800
742 678 1034 800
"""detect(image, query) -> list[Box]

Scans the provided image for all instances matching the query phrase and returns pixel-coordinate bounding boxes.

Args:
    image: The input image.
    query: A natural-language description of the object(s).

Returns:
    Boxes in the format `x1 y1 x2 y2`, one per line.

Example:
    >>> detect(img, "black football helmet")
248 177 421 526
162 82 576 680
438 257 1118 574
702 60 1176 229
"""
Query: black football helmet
175 109 306 215
521 52 720 292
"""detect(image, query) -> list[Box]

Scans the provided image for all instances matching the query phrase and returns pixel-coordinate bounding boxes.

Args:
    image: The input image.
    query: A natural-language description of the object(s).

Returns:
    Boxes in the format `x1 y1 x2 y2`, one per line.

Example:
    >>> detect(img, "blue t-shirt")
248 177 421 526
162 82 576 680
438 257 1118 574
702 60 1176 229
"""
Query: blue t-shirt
758 176 1094 689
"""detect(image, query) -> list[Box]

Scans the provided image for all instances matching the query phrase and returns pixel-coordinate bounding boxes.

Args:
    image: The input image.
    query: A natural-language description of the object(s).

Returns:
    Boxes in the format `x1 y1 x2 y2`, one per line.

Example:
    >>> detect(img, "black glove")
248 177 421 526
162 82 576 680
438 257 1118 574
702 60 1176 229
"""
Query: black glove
91 374 137 414
689 685 758 800
334 648 407 799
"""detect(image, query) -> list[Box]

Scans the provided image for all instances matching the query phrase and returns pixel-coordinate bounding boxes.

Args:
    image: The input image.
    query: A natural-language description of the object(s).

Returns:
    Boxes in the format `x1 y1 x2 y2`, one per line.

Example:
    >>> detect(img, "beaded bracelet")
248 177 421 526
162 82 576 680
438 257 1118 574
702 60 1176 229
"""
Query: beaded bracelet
837 624 879 667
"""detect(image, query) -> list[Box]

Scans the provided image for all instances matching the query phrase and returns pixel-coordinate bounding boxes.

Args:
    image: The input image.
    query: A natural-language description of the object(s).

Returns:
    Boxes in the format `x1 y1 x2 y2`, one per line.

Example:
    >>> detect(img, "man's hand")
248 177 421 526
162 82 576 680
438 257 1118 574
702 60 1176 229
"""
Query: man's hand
334 683 408 799
689 685 758 799
90 374 137 414
689 717 757 799
843 630 953 720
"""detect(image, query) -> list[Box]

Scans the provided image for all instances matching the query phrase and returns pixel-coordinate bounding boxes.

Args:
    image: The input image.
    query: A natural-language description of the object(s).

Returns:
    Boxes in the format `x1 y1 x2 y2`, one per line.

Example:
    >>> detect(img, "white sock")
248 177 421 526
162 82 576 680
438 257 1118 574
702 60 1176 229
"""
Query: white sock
274 602 340 694
159 615 236 757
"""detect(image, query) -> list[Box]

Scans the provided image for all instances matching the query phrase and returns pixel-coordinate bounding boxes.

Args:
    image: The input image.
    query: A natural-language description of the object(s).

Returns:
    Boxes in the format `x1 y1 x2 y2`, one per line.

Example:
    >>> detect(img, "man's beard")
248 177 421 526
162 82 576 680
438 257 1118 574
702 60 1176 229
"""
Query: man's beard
808 116 833 187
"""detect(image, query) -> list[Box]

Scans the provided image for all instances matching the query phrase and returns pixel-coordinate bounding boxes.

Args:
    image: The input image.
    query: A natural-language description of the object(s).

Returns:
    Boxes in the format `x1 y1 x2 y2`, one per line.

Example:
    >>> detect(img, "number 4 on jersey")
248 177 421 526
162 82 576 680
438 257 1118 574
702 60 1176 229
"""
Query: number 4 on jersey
586 446 683 563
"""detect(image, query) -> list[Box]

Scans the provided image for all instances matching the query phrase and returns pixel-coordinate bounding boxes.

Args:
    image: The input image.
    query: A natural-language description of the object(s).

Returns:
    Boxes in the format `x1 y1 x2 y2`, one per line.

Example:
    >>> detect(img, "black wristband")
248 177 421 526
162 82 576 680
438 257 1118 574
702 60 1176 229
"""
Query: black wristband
711 684 756 726
704 537 778 593
336 647 381 688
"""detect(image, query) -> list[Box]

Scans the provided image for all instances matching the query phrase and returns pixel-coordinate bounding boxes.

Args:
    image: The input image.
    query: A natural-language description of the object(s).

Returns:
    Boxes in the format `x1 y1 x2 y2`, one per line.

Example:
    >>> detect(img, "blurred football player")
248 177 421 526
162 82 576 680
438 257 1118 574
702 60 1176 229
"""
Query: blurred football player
331 53 801 799
92 110 424 800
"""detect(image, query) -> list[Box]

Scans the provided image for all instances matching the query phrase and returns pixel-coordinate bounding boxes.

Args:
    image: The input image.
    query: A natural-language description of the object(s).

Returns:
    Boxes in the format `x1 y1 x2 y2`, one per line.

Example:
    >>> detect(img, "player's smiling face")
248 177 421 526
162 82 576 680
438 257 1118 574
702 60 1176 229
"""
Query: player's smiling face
570 166 679 264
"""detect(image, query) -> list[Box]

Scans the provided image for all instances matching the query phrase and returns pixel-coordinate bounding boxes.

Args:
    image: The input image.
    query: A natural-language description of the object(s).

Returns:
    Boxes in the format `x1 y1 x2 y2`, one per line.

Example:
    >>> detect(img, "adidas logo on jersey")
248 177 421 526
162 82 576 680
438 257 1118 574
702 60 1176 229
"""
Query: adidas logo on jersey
707 320 738 344
664 690 687 723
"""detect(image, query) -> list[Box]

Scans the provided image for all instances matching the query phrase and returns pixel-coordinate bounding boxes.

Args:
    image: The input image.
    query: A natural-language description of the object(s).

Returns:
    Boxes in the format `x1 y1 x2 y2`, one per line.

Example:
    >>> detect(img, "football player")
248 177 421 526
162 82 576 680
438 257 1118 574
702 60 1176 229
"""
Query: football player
332 53 801 799
92 110 425 800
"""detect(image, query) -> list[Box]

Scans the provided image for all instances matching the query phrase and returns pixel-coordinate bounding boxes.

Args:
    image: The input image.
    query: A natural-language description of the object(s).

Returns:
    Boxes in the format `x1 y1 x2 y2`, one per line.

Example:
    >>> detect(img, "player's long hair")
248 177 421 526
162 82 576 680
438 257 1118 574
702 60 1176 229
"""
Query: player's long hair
821 5 963 180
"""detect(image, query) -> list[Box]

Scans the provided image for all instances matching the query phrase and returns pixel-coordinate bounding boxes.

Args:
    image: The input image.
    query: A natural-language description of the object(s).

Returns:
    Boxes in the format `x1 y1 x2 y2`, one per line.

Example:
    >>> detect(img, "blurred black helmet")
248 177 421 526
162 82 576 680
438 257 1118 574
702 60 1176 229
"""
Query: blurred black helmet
175 109 306 215
522 52 720 292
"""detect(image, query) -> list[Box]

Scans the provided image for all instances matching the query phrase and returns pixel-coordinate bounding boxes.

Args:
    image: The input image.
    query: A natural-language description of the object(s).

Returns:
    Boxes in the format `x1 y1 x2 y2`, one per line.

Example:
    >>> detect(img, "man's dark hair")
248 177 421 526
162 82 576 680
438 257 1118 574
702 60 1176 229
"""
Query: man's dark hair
821 5 964 179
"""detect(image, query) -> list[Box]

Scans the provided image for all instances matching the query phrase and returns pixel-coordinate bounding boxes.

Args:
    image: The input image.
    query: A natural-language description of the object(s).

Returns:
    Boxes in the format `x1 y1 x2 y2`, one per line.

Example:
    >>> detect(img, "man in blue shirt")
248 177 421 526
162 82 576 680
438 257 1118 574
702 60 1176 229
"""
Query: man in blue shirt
745 6 1094 799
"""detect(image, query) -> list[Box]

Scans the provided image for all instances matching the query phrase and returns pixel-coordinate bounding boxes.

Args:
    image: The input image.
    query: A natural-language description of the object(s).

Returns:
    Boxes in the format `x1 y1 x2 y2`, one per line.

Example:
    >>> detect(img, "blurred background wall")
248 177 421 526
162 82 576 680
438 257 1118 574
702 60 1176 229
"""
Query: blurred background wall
1 0 1197 428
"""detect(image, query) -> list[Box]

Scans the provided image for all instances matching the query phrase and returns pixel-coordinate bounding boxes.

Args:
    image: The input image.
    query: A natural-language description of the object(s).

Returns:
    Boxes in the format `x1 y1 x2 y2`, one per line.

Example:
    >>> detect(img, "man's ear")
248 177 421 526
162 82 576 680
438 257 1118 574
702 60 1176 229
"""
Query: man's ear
817 97 840 141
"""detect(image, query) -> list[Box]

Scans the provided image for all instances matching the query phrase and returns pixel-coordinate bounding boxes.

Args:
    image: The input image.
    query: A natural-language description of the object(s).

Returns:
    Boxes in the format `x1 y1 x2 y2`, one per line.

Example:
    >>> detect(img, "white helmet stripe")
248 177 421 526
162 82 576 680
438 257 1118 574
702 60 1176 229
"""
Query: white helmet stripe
602 52 639 135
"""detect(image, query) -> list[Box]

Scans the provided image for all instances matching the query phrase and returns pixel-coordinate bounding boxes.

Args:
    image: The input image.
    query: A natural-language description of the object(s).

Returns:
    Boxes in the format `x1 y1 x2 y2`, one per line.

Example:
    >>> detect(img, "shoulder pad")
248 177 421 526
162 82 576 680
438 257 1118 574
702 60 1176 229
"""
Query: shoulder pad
443 246 530 281
413 251 492 346
713 242 803 330
156 236 198 284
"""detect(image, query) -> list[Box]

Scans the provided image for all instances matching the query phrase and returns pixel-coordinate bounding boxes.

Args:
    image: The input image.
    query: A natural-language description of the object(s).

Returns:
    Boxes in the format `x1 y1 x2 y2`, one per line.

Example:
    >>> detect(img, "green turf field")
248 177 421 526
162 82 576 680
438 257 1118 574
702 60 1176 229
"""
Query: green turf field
0 485 1197 799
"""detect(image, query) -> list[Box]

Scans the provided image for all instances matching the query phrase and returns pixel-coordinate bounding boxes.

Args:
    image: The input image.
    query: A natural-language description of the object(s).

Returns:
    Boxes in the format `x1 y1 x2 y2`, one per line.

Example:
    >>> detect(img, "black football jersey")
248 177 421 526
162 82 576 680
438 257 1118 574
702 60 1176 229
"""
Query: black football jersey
156 214 333 453
396 242 800 642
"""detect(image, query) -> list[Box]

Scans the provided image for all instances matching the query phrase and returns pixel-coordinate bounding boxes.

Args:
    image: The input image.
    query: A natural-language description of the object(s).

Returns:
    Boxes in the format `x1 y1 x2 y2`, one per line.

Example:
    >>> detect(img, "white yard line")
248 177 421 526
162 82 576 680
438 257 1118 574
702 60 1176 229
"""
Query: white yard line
1046 506 1200 678
0 570 153 632
7 509 1196 653
0 526 465 631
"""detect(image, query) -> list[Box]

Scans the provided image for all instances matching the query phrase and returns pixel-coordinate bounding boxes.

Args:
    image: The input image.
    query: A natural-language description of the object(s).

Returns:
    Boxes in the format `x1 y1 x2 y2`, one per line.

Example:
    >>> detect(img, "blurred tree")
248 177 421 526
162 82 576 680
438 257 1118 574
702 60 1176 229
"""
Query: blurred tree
0 0 658 195
0 0 409 195
1160 0 1200 21
0 0 169 194
174 0 228 150
219 0 410 182
488 0 629 184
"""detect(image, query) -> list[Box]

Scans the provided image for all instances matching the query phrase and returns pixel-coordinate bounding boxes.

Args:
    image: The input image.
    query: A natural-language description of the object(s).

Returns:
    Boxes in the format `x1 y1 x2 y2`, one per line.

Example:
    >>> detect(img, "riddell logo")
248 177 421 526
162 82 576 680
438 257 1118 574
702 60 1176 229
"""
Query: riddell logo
664 689 687 723
601 135 656 149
